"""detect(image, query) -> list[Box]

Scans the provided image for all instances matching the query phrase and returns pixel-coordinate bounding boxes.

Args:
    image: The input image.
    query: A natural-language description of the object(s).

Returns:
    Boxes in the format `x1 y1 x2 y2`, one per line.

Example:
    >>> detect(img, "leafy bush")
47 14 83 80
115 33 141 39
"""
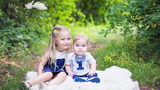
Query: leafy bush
43 0 85 26
76 0 125 24
0 0 85 56
100 0 160 64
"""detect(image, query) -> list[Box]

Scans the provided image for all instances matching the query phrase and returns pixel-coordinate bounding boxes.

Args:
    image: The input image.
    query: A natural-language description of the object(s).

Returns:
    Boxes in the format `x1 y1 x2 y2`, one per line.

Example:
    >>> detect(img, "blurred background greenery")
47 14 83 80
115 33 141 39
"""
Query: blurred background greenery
0 0 160 89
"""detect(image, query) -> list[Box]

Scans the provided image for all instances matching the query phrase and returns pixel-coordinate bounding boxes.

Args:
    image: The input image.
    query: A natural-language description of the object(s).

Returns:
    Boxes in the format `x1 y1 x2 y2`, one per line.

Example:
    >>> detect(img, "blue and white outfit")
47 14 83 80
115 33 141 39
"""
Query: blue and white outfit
66 52 100 83
43 50 67 76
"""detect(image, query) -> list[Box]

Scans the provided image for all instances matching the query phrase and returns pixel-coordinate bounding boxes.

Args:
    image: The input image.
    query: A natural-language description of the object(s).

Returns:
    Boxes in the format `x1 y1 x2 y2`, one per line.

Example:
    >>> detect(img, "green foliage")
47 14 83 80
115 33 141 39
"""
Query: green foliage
43 0 85 26
76 0 125 24
100 0 160 64
0 0 45 56
93 40 160 86
0 0 85 56
129 0 160 65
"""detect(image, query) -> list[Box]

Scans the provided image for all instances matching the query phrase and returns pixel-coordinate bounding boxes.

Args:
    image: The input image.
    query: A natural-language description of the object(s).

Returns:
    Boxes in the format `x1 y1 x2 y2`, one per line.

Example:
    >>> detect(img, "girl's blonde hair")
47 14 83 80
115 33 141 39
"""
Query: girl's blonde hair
43 25 71 70
73 33 90 47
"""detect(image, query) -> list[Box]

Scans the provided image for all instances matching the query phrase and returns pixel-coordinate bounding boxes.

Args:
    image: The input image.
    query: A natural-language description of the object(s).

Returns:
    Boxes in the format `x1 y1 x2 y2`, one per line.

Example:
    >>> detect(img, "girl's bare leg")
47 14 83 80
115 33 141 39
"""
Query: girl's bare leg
29 72 53 86
48 72 67 85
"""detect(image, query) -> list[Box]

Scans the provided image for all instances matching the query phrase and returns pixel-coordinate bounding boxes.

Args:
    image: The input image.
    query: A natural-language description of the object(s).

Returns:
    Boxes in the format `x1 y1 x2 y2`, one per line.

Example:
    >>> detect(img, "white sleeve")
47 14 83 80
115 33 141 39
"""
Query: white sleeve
65 53 72 65
88 53 96 64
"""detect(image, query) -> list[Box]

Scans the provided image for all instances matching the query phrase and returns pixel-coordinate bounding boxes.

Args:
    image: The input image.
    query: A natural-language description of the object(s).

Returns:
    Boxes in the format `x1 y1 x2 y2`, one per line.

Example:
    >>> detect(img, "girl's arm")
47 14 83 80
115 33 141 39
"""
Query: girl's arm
65 65 74 77
37 52 49 75
87 62 96 76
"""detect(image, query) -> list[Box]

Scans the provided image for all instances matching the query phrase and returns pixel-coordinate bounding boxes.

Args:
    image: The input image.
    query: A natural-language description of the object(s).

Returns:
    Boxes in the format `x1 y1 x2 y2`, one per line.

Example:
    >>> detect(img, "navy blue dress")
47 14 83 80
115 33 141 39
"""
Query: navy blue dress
43 58 66 75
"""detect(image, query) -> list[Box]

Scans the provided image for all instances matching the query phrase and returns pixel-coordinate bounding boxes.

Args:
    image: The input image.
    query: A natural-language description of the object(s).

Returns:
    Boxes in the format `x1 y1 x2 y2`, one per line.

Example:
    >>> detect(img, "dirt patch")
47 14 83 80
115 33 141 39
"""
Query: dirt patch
88 43 106 52
140 85 159 90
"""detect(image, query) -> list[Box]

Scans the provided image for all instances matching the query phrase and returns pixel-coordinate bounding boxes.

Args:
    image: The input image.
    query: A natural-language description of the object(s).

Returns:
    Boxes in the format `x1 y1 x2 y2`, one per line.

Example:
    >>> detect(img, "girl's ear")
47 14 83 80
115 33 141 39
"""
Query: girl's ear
55 40 58 47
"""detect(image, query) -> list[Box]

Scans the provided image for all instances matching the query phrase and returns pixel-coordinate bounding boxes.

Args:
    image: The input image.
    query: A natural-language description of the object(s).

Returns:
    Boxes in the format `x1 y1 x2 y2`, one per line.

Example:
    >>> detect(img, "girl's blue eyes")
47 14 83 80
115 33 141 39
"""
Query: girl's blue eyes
76 45 79 47
61 38 70 40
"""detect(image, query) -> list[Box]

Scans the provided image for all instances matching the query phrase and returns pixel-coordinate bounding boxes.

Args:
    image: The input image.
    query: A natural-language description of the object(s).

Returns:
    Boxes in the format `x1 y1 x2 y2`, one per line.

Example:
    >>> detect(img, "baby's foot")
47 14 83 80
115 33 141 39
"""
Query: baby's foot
87 77 100 83
74 77 87 82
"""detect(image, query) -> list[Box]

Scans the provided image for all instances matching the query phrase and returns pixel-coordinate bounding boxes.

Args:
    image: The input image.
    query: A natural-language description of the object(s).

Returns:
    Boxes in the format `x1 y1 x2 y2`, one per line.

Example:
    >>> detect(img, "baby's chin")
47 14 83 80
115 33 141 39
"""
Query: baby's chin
74 52 85 56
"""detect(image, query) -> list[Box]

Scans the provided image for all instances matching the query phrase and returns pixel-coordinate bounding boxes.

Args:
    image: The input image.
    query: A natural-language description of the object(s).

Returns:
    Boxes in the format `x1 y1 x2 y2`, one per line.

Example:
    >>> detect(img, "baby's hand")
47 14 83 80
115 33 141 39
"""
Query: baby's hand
68 72 74 77
87 71 95 76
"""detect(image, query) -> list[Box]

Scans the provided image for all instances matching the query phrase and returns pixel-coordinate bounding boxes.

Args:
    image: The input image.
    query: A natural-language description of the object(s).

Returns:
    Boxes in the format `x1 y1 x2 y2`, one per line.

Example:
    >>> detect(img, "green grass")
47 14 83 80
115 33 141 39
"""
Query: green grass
92 40 160 86
69 24 123 44
30 38 48 55
0 58 34 90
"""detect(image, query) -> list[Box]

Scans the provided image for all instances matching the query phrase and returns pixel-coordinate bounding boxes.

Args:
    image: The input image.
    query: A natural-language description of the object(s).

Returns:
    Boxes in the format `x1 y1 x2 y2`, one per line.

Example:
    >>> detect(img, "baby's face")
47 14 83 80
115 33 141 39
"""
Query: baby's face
73 39 87 56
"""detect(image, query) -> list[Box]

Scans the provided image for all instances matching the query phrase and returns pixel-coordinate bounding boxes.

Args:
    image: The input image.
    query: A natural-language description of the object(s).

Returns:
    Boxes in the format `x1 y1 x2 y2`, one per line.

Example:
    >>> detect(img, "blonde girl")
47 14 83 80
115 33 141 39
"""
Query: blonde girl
21 25 72 89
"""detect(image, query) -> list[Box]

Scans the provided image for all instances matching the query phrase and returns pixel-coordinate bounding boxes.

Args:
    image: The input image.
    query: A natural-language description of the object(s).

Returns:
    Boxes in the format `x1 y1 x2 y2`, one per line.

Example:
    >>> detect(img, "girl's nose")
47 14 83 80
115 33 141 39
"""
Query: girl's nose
65 40 68 43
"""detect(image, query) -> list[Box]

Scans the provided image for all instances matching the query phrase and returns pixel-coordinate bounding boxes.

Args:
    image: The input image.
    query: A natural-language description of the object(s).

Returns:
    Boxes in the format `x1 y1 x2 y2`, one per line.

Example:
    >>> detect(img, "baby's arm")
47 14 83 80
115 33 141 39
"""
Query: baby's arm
65 65 74 77
87 62 96 76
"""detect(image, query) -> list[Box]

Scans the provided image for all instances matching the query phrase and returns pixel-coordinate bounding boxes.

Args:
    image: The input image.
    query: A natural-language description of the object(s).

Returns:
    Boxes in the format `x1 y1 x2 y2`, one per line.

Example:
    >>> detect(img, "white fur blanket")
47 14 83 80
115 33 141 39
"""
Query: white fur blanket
25 66 140 90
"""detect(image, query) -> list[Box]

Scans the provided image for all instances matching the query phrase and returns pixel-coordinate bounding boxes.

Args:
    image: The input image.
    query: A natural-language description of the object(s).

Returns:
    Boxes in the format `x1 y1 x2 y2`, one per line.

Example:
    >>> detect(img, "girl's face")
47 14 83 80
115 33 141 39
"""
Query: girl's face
55 31 71 52
73 39 87 56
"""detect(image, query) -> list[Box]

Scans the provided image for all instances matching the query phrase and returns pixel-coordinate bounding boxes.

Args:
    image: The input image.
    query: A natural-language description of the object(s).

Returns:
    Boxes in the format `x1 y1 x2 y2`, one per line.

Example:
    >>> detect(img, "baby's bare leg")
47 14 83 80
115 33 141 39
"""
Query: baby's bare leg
48 72 67 85
29 72 53 86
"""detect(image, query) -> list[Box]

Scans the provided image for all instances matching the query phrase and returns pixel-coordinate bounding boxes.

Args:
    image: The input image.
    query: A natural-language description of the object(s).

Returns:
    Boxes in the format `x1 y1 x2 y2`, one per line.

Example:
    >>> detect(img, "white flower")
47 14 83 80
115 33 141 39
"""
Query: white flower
25 0 48 10
32 2 48 10
25 1 34 9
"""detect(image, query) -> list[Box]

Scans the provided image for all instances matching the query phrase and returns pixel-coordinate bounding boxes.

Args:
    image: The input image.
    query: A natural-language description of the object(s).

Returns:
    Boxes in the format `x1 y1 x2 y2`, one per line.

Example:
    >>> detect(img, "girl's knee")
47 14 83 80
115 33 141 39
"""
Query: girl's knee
59 72 67 79
43 72 53 79
54 72 67 78
44 72 53 76
59 72 67 76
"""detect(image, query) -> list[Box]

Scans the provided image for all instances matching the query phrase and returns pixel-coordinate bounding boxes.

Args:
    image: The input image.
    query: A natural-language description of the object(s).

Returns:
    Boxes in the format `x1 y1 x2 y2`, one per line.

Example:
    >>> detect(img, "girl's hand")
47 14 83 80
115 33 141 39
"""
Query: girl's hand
87 70 95 76
65 65 74 77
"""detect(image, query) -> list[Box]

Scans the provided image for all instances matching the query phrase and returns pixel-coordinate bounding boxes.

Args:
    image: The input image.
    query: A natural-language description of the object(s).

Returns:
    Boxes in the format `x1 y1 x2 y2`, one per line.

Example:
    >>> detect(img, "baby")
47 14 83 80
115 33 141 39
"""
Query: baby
65 34 100 83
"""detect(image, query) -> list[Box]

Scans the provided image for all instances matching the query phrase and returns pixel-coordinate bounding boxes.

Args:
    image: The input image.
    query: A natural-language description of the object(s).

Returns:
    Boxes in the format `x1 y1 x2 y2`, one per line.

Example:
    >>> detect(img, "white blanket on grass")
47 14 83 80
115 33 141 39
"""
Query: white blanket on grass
25 66 140 90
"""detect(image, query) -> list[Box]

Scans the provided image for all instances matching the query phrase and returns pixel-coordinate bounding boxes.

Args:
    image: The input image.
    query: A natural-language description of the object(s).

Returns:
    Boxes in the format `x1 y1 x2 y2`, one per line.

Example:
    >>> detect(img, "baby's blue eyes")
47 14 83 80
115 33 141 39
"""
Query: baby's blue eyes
76 45 85 47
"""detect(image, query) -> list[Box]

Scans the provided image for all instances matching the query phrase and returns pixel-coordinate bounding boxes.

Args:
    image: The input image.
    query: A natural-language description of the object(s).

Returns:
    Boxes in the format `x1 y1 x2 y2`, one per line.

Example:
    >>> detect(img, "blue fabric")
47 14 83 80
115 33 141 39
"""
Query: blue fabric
75 55 86 70
74 77 87 82
72 72 98 79
73 73 100 83
43 58 66 75
75 55 86 62
88 77 100 83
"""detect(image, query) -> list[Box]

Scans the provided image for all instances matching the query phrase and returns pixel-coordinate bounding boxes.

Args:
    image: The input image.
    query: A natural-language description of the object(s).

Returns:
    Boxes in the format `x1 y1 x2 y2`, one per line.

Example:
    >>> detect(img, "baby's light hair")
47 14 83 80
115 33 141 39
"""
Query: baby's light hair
43 25 72 70
73 33 90 46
